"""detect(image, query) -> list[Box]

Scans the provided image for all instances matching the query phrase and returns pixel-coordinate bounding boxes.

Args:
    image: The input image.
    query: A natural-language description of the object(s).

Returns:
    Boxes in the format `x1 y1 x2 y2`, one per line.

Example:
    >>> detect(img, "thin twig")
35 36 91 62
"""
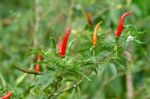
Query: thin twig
14 65 42 75
48 54 113 98
53 80 82 98
49 68 94 98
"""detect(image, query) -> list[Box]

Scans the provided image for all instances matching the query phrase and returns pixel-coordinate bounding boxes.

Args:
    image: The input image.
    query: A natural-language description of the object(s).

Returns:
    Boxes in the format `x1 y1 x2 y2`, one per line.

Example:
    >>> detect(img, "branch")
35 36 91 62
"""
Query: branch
49 68 94 98
50 79 82 98
124 51 134 99
14 65 42 75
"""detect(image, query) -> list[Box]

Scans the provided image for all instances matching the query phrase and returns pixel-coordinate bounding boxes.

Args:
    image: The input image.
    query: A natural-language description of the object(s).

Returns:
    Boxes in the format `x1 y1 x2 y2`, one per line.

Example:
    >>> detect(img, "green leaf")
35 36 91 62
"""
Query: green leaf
97 65 104 76
0 73 6 87
34 73 55 91
50 37 56 49
134 39 145 44
110 63 117 78
80 72 91 81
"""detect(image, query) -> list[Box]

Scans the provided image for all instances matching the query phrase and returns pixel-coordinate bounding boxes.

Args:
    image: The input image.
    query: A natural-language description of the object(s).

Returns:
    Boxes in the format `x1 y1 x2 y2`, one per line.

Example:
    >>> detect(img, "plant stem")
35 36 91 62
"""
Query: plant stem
115 37 119 56
14 65 42 75
49 69 94 98
124 51 134 99
93 47 96 57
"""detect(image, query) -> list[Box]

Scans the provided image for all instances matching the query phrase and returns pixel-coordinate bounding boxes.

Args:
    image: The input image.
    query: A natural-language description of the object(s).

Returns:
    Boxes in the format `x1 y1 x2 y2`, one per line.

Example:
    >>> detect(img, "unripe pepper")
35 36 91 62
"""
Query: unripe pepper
85 12 93 26
58 28 71 57
1 91 13 99
35 53 42 72
115 11 132 38
93 22 102 47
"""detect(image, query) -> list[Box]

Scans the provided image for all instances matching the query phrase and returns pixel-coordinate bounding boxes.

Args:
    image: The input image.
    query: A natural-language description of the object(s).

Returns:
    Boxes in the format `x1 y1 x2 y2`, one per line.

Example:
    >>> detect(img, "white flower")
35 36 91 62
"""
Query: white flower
126 35 136 42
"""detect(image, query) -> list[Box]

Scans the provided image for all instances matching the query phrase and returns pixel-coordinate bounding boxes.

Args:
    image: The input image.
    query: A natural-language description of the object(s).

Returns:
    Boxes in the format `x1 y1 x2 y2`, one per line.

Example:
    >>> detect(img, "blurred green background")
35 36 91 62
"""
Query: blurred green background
0 0 150 98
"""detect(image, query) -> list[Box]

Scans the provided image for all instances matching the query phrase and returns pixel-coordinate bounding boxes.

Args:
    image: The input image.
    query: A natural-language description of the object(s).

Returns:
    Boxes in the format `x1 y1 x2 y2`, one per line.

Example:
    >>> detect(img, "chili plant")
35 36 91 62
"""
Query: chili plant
1 11 142 99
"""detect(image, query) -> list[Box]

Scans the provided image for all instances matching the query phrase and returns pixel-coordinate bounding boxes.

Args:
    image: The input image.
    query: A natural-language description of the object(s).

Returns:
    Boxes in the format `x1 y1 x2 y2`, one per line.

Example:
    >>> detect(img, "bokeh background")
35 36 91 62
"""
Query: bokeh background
0 0 150 98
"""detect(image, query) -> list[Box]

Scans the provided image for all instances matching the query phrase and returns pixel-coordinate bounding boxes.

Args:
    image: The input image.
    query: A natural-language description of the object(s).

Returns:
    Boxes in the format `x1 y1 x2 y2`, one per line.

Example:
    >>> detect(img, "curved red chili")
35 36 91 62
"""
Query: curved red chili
58 28 71 57
115 11 132 38
35 53 42 72
1 92 13 99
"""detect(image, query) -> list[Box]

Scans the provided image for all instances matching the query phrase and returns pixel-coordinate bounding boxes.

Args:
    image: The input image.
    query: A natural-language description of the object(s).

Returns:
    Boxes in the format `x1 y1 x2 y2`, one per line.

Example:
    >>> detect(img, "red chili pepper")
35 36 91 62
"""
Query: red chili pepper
35 53 42 72
35 64 40 72
58 28 71 57
1 92 13 99
115 11 132 38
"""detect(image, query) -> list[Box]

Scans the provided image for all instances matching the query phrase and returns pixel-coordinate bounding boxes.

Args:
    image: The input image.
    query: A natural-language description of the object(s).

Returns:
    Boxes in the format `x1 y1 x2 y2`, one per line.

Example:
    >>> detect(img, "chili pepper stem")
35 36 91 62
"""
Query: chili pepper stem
92 47 96 57
114 37 119 56
115 44 118 56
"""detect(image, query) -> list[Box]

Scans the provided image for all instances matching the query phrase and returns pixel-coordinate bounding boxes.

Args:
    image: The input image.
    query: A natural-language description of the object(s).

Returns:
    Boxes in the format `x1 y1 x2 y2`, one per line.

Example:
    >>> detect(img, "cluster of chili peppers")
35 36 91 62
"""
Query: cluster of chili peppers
6 11 132 98
57 12 132 57
34 28 71 72
0 92 13 99
32 12 131 72
91 11 132 48
33 11 131 67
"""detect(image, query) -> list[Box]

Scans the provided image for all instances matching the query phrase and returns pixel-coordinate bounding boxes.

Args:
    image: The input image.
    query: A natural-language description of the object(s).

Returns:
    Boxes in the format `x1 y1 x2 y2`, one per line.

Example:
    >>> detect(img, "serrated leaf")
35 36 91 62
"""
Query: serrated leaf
50 37 56 49
80 72 91 81
110 63 117 78
0 73 6 87
76 86 81 96
97 65 104 76
134 39 145 44
68 39 78 53
35 73 55 89
16 74 27 86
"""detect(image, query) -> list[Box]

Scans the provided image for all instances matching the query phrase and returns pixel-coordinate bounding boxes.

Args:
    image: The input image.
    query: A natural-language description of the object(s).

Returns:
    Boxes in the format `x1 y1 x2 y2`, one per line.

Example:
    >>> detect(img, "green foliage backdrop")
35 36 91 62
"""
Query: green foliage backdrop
0 0 150 99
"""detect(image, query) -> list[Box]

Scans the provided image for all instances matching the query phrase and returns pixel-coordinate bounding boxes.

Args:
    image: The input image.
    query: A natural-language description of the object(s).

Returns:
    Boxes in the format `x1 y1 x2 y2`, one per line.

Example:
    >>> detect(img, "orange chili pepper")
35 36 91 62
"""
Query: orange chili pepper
1 92 13 99
115 11 132 38
35 53 42 72
93 22 102 47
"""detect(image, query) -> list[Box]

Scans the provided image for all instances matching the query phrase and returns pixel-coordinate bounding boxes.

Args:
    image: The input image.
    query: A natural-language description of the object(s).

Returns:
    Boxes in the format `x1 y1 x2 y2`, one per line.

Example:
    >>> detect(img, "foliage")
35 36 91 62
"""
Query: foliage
0 0 150 99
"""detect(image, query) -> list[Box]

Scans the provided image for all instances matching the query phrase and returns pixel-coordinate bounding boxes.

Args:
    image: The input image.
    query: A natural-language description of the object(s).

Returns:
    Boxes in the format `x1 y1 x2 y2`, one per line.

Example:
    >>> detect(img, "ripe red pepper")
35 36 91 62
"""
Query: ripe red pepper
1 92 13 99
58 28 71 57
115 11 132 38
35 53 42 72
